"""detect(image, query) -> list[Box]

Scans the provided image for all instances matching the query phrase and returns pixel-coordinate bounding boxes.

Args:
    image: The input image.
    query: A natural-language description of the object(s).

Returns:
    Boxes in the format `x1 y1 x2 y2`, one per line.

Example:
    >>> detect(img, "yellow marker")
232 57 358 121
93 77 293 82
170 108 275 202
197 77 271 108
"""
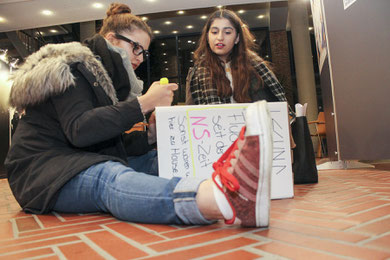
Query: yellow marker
160 77 169 85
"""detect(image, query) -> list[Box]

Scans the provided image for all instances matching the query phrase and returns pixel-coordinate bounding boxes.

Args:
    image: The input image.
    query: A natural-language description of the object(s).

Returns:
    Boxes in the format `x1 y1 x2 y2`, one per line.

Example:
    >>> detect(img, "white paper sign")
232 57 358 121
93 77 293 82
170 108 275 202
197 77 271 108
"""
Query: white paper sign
156 102 294 199
343 0 357 10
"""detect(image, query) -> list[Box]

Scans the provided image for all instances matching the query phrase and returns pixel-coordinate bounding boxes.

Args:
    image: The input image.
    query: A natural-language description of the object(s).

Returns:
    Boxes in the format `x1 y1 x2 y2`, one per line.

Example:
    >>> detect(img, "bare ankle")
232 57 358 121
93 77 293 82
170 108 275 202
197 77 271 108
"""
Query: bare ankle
196 179 224 220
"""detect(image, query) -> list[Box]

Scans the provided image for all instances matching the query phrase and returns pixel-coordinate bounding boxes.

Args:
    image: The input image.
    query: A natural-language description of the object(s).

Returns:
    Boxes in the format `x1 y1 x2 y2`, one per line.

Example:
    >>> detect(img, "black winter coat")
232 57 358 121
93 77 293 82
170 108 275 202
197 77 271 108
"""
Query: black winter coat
5 35 153 213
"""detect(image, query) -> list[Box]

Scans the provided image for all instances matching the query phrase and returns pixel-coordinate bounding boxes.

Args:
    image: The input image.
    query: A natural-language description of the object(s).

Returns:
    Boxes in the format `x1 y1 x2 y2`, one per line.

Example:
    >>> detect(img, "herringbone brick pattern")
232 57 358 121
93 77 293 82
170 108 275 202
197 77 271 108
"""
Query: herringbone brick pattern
1 168 390 259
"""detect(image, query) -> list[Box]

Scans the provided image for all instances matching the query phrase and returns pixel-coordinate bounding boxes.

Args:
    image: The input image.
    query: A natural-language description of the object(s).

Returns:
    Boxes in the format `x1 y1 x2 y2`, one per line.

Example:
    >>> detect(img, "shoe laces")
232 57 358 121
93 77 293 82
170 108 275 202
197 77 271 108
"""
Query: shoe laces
212 126 246 192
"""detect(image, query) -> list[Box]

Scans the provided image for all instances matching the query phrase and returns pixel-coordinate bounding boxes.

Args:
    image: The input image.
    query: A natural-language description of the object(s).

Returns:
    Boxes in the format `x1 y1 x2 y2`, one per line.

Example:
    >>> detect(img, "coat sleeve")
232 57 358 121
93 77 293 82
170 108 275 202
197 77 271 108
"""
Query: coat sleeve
185 66 197 105
51 69 145 148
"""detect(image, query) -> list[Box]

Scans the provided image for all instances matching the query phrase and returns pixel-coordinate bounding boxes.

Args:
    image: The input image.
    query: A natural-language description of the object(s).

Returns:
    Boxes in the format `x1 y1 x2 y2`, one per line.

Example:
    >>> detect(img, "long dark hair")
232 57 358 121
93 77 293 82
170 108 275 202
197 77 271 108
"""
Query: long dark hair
194 9 263 102
99 3 152 39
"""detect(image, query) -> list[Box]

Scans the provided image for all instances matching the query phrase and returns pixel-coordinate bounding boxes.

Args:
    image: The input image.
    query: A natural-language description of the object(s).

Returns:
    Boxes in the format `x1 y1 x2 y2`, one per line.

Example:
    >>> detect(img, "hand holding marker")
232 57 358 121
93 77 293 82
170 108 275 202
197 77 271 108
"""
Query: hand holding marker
160 77 175 103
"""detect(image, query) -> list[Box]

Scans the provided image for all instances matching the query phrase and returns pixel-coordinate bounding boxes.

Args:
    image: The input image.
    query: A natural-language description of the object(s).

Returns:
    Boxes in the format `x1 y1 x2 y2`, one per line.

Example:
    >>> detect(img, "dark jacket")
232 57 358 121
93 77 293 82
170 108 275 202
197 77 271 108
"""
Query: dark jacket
5 35 153 214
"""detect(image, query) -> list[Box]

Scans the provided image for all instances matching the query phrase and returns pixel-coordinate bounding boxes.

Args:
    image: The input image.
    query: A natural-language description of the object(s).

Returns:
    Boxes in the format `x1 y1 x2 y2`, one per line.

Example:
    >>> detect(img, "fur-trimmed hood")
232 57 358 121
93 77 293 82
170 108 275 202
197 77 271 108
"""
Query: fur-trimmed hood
9 41 118 111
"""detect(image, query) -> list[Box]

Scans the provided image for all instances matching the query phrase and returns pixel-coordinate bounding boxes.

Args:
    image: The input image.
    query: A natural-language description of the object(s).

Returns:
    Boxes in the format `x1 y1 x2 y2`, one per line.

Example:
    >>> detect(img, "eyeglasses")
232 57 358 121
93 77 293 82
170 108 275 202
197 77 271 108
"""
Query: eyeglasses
114 33 149 59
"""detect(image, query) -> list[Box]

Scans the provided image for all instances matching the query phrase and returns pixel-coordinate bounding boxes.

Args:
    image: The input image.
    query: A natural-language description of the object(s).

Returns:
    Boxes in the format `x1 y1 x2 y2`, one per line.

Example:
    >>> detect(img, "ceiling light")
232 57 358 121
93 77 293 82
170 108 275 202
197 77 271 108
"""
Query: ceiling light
257 15 265 19
146 0 156 2
164 61 168 64
165 68 169 71
177 10 185 15
153 30 160 34
187 40 192 43
309 27 313 30
92 3 104 8
0 17 6 23
186 25 193 29
200 15 207 19
142 17 148 21
172 30 178 34
163 53 167 55
50 29 58 33
41 10 54 16
164 21 172 25
216 5 223 9
161 43 166 46
238 10 245 14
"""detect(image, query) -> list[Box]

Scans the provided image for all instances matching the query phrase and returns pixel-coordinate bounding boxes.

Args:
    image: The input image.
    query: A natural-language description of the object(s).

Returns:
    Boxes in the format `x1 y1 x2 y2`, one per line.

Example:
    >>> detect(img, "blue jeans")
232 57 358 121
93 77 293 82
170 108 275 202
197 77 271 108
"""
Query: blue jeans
53 151 213 225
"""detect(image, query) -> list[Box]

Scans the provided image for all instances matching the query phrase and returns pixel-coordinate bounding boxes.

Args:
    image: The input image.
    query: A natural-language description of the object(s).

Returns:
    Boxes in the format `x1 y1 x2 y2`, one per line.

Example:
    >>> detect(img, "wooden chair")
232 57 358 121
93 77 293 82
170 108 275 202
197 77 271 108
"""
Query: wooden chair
308 112 326 157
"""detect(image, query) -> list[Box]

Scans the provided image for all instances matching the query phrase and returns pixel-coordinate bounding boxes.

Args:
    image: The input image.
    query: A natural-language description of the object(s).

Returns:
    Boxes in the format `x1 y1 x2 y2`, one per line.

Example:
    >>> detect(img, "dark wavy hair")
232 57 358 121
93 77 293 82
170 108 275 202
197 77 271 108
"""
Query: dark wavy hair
194 9 264 102
99 3 152 39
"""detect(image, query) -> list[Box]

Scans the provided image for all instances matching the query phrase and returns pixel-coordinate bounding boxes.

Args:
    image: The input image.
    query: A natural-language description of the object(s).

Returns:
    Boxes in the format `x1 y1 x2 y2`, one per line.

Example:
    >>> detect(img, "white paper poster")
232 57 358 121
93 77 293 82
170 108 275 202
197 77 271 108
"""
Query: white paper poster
310 0 328 72
156 102 294 200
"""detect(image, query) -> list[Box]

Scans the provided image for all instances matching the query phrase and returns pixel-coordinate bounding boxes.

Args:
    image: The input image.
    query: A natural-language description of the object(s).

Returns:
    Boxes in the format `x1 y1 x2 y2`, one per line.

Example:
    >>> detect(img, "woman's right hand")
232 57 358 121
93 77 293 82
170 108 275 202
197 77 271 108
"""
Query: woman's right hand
137 81 178 114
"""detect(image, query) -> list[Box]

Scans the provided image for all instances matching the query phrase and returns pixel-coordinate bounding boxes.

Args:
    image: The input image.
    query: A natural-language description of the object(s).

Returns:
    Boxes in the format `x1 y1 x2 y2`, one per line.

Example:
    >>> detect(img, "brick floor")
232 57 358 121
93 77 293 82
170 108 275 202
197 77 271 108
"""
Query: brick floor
1 167 390 259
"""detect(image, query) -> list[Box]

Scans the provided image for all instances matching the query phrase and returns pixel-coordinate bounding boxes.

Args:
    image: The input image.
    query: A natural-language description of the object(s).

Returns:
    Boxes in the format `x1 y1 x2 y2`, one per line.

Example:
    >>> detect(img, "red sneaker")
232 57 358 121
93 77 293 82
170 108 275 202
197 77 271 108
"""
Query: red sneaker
212 101 273 227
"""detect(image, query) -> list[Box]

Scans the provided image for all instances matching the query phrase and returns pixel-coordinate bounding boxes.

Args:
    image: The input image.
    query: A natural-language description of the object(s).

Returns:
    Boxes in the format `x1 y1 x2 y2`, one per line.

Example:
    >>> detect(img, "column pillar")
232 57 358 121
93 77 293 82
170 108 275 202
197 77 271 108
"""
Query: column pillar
288 0 318 122
80 21 96 42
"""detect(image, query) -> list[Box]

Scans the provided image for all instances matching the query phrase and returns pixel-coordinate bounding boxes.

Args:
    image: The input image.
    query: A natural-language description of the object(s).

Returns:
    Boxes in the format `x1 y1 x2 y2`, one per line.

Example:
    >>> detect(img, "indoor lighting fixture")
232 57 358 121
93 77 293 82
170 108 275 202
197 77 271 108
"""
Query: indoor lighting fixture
141 17 148 21
172 30 178 34
50 29 58 33
216 5 223 9
177 10 185 15
0 17 5 23
161 43 166 46
186 25 193 29
153 30 160 34
238 10 245 14
257 15 265 19
163 53 167 56
200 15 207 19
309 27 313 30
164 61 168 64
92 3 104 9
164 21 172 25
187 40 192 43
41 10 54 16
